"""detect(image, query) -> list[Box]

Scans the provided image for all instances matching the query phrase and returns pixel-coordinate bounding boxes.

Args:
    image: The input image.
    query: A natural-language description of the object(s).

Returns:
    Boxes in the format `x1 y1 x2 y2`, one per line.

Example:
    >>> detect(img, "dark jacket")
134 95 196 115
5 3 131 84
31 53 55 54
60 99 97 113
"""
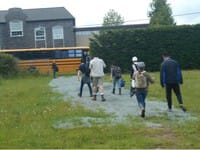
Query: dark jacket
130 63 138 78
111 65 121 79
160 58 183 87
79 63 90 77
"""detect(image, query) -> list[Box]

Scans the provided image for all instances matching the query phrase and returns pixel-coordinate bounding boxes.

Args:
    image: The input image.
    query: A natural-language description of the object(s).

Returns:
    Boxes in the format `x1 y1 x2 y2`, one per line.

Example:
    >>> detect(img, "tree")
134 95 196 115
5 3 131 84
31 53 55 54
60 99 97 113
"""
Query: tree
103 9 124 26
148 0 175 26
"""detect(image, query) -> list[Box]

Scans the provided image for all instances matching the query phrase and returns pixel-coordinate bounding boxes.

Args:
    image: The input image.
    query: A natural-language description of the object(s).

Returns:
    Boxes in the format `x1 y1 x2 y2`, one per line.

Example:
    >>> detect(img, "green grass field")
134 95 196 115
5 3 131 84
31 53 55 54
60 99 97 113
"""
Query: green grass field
0 70 199 148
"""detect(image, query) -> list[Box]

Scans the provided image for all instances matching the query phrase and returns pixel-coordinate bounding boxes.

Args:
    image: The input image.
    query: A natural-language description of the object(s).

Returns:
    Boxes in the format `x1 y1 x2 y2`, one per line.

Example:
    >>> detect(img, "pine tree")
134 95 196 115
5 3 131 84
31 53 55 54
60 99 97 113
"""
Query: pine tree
148 0 175 26
103 9 124 26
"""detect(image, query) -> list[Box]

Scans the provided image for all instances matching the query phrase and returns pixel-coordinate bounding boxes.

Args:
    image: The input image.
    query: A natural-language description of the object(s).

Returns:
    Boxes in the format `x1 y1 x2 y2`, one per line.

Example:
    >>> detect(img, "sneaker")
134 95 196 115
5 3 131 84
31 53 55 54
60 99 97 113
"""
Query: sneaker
91 96 96 101
180 105 187 112
101 98 106 102
130 92 136 97
78 93 81 97
141 109 145 118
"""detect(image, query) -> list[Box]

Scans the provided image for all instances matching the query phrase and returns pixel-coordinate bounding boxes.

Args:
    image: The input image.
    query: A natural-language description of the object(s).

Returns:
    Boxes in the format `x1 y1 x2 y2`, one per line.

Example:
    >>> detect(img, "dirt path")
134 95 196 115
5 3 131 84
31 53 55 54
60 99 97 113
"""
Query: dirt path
49 76 198 129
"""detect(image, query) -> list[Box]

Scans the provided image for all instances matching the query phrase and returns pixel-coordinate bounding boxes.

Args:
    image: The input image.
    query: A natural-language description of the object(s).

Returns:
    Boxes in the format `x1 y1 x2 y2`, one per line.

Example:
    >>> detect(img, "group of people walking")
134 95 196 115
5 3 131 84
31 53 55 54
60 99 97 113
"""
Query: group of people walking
76 51 187 118
77 55 106 101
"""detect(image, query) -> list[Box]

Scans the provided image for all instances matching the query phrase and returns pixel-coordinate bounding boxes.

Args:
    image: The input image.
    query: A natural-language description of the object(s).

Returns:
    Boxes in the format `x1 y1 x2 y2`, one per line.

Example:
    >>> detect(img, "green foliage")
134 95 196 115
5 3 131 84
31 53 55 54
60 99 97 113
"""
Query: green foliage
148 0 175 26
0 53 18 78
18 67 41 77
90 24 200 72
103 9 124 26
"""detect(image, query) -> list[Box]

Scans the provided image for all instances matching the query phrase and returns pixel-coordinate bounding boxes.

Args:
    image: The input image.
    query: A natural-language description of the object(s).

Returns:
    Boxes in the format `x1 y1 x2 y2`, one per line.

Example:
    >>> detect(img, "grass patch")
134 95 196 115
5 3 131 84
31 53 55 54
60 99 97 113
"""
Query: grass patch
0 70 200 148
121 70 200 113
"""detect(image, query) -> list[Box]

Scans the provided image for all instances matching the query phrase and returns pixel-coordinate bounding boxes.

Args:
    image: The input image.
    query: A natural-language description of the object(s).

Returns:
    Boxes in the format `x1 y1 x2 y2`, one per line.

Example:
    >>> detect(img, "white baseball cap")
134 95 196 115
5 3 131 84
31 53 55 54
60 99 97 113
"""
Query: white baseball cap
132 56 138 62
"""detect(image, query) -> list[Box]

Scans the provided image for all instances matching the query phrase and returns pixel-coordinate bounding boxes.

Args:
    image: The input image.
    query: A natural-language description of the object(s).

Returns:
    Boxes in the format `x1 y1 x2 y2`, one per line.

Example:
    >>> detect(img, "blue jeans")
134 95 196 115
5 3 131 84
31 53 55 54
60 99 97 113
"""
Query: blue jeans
112 77 121 89
136 89 147 109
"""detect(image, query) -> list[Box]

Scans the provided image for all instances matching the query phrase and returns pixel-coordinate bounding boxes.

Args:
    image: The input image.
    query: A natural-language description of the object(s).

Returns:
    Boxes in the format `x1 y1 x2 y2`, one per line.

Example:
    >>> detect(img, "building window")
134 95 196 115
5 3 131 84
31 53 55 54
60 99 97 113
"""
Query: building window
9 20 23 37
35 27 46 41
34 27 47 48
52 26 64 47
52 26 64 40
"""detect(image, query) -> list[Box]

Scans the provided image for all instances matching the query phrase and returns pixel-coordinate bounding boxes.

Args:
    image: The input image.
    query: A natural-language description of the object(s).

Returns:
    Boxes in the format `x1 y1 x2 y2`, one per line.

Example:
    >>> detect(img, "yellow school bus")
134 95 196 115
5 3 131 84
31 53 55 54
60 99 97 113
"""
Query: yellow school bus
0 46 89 73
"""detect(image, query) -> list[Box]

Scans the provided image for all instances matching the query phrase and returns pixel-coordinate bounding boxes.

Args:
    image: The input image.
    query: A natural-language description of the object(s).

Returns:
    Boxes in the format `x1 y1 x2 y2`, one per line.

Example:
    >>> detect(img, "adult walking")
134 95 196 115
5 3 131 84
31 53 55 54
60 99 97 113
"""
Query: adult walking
160 51 187 112
52 60 58 79
130 56 138 97
77 59 92 97
89 56 106 101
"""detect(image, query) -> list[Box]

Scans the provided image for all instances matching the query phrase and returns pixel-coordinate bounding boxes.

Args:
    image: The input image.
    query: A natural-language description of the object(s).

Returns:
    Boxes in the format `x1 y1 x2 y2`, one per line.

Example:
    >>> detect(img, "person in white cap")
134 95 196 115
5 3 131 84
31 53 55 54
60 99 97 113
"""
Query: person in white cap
130 56 138 97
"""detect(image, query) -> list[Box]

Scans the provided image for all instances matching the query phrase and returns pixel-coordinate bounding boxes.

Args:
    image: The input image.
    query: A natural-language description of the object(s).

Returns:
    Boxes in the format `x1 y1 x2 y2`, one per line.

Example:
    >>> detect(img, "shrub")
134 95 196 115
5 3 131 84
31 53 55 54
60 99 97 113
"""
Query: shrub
0 53 19 78
17 67 41 77
90 24 200 72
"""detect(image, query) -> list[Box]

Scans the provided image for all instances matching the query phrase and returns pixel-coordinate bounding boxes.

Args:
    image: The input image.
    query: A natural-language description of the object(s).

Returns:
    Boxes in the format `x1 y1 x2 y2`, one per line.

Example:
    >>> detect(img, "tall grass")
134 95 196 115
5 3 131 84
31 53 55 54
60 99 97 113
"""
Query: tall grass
0 70 199 148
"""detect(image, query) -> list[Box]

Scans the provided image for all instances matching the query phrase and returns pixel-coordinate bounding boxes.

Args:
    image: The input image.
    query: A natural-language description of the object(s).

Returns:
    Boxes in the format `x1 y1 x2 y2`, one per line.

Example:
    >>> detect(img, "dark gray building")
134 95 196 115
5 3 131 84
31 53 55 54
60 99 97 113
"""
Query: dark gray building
0 7 76 49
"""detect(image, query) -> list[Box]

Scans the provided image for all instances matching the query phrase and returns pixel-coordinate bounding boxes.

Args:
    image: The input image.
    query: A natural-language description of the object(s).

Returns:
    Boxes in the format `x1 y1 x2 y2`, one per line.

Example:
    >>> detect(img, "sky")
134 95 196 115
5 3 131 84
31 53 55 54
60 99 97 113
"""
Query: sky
0 0 200 27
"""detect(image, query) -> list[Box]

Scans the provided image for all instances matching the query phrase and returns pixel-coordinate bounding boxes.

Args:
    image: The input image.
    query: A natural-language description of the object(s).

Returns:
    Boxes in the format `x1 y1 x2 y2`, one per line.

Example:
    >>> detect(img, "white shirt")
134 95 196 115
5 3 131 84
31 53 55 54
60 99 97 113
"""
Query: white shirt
132 63 138 72
89 57 106 77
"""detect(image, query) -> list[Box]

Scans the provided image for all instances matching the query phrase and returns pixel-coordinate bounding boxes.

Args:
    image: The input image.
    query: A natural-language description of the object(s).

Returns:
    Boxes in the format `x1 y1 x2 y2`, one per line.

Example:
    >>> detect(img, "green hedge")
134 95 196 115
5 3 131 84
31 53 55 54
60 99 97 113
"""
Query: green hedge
0 53 18 78
90 24 200 72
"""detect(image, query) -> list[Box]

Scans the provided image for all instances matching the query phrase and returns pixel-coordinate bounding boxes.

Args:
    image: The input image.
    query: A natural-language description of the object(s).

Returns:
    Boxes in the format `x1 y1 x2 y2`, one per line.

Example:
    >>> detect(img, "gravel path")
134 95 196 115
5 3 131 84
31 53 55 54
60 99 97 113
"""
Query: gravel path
49 76 198 129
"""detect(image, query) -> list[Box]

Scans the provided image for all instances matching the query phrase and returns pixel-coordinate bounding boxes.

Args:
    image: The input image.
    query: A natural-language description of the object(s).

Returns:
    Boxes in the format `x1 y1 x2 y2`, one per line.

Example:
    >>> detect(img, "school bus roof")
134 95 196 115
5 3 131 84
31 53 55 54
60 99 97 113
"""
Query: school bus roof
0 46 89 53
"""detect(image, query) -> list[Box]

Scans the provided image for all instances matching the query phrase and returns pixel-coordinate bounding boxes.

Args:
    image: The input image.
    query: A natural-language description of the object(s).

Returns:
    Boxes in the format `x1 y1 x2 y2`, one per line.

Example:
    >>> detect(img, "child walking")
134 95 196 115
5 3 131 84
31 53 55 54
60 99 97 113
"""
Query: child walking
133 62 155 118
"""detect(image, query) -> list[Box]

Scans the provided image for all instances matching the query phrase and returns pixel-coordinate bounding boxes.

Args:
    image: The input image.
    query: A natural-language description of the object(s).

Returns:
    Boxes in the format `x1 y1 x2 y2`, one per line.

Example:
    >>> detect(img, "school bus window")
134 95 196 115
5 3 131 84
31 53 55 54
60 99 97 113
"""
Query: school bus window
75 49 82 57
49 51 55 59
68 50 75 58
55 50 61 59
61 50 68 58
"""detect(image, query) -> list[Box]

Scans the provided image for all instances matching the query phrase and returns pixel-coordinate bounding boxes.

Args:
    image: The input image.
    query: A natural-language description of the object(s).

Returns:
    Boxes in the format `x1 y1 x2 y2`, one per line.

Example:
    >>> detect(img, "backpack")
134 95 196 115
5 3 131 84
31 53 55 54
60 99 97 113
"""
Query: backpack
135 71 147 88
113 66 121 79
84 63 90 77
120 79 126 87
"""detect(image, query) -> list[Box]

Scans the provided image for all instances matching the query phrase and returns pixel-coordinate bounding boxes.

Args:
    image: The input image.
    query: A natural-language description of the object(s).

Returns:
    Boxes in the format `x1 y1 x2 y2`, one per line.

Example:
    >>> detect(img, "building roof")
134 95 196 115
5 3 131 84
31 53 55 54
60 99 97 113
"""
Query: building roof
0 7 75 23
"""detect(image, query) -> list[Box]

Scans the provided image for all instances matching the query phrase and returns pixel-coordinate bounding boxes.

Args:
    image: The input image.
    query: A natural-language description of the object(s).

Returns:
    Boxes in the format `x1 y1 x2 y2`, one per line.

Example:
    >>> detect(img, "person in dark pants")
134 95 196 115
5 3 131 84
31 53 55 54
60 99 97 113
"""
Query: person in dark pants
77 59 92 97
160 51 187 112
52 60 58 78
130 56 138 97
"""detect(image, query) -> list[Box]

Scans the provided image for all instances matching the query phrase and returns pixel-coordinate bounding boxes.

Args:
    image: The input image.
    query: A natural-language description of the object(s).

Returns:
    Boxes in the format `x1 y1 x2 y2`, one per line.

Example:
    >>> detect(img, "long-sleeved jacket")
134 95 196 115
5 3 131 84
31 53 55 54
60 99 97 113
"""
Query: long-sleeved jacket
160 58 183 87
